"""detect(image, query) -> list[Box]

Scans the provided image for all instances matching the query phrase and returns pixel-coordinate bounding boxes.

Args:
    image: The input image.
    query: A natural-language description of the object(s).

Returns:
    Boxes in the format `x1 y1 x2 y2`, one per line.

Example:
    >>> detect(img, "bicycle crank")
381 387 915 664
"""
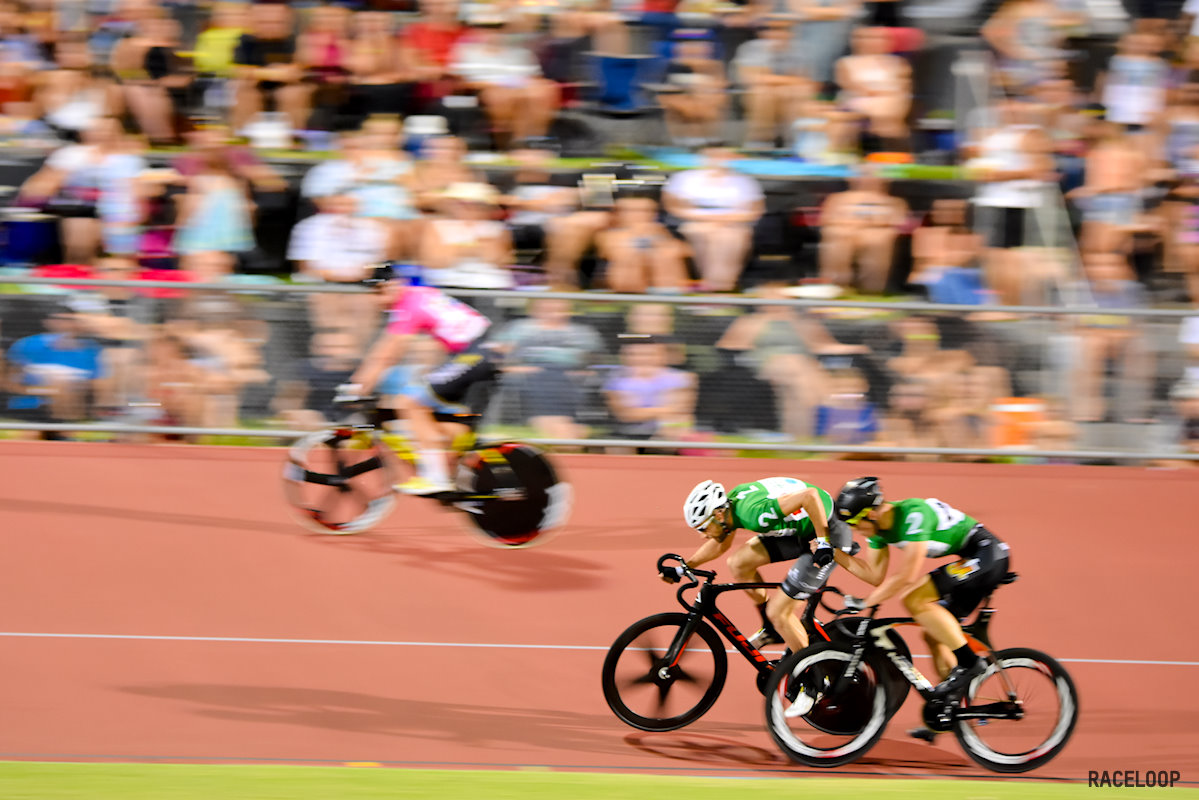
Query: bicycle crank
923 700 956 732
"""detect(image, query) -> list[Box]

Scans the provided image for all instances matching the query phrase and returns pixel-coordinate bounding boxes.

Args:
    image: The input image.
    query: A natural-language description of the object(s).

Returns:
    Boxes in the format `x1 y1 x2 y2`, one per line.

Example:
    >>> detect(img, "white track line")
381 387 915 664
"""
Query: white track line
0 631 1196 667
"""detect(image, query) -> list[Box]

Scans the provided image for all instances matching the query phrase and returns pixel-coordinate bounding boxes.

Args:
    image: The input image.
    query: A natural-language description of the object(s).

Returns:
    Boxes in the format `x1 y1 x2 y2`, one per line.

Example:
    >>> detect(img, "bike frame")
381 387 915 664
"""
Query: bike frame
659 557 840 682
322 404 513 506
833 594 1023 722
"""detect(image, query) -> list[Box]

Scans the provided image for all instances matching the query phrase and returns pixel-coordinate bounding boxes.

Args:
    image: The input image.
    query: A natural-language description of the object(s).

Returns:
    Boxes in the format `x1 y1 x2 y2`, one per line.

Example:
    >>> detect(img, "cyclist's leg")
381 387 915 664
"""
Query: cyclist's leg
909 528 1010 691
925 532 1011 623
903 577 969 657
766 591 808 655
377 365 411 418
730 535 793 606
918 527 1010 643
396 393 452 481
743 535 805 643
922 629 955 683
768 543 835 654
398 346 500 492
424 345 501 414
907 579 959 682
902 577 972 741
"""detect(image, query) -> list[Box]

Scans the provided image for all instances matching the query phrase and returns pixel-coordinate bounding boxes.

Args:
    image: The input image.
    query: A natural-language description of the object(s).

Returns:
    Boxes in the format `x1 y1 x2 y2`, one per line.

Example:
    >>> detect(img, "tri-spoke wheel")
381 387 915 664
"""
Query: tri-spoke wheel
601 613 728 732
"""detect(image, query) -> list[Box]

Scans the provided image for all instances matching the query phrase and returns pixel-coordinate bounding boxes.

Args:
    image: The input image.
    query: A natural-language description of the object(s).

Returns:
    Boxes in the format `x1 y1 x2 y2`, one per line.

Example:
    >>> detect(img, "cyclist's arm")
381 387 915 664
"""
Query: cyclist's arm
861 540 928 608
834 544 888 586
776 488 830 539
351 331 412 394
683 528 739 569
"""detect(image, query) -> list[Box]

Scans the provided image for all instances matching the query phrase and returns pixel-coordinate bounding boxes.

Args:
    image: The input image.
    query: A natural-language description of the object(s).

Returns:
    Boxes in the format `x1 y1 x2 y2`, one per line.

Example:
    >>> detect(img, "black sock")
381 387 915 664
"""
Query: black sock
953 644 979 671
757 603 772 627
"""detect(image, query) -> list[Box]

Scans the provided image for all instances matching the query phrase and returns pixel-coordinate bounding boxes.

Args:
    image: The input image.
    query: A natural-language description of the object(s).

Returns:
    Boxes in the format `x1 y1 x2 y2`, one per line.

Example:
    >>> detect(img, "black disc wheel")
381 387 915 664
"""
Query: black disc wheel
764 643 890 767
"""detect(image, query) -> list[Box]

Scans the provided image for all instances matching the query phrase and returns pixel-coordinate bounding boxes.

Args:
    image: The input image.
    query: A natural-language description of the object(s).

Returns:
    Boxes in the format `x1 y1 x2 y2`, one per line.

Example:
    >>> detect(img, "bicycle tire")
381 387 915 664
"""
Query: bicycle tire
763 642 891 768
953 647 1079 774
601 613 728 732
281 429 405 534
454 442 571 549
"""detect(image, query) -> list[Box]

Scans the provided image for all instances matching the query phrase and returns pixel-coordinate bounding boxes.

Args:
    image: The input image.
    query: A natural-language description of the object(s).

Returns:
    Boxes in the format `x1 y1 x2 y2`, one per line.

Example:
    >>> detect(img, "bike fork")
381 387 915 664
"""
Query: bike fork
662 612 705 673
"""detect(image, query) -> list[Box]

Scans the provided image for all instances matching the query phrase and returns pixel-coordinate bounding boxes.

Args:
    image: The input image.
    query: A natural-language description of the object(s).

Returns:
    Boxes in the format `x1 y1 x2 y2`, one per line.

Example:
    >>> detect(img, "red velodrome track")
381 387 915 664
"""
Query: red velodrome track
1 441 1197 783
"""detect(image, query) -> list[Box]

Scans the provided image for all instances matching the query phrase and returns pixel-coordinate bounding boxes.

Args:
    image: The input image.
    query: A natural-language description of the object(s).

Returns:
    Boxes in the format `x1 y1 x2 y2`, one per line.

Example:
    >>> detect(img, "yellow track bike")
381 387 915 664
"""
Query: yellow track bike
281 399 572 547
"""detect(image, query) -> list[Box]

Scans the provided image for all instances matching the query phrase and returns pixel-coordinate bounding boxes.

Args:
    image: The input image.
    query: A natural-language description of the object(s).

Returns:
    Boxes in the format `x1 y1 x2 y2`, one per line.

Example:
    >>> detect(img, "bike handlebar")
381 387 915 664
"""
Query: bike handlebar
656 553 861 617
658 553 716 583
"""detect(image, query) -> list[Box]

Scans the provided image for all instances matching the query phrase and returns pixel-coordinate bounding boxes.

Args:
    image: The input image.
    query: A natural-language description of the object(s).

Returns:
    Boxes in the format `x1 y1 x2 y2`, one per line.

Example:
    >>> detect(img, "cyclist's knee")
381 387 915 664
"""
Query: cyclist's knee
765 595 797 627
727 544 766 577
902 578 940 612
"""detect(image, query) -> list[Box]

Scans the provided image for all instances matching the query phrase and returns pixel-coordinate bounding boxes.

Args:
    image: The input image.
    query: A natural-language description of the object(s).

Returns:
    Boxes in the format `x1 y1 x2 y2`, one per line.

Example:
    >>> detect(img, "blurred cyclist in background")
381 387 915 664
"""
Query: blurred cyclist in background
339 262 499 495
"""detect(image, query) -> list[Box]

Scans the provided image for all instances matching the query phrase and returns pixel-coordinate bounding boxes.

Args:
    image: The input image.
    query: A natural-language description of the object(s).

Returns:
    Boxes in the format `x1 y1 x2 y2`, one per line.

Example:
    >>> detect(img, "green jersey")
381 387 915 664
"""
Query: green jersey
868 497 979 556
728 477 833 539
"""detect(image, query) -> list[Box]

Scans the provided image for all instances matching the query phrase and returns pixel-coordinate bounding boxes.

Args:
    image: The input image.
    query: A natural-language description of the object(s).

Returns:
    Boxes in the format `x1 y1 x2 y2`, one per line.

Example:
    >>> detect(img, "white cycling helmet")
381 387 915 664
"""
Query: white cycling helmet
684 480 728 529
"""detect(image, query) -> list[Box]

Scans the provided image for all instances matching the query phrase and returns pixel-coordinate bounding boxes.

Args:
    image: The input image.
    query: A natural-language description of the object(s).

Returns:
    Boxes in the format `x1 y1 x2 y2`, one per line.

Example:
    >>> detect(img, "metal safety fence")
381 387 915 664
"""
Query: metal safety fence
1 275 1196 465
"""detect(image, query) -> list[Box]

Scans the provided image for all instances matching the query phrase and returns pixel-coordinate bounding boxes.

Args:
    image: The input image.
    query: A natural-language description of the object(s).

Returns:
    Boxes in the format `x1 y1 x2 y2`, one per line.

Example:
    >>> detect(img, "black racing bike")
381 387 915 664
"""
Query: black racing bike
763 572 1079 773
600 554 912 732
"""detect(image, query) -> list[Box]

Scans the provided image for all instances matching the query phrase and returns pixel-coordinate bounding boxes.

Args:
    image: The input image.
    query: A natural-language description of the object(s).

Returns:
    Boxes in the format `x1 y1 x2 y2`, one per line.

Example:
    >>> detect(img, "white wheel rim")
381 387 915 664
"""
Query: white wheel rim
956 657 1076 766
768 650 887 760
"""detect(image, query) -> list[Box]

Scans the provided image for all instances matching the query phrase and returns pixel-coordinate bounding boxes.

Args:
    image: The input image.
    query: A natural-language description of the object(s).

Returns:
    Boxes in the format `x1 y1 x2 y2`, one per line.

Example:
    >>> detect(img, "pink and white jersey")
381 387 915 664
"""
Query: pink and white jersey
386 285 490 353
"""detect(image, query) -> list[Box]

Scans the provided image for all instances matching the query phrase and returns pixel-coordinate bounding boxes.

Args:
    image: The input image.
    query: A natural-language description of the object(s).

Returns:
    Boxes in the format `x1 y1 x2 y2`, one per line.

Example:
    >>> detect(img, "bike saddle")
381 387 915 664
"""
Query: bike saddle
1000 572 1019 585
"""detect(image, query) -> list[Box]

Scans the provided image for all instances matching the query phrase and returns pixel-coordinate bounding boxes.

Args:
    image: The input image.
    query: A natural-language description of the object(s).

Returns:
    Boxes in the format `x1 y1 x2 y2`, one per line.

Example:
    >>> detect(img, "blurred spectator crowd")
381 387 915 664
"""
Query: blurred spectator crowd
0 0 1198 464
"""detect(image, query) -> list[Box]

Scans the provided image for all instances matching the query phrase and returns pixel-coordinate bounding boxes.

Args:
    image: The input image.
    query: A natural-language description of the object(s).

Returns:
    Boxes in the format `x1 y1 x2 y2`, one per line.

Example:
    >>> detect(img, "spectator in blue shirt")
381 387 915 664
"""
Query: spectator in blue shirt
815 368 879 445
5 299 106 431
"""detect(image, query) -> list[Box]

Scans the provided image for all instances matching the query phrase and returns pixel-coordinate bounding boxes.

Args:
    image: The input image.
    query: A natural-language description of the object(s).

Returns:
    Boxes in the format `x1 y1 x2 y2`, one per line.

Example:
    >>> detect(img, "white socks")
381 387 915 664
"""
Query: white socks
419 450 450 484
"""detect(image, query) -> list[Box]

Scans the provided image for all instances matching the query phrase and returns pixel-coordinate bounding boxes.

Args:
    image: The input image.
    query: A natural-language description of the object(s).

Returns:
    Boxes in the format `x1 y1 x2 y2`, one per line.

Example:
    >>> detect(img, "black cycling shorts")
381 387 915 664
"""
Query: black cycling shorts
758 517 850 601
930 525 1011 620
425 341 502 413
757 517 850 564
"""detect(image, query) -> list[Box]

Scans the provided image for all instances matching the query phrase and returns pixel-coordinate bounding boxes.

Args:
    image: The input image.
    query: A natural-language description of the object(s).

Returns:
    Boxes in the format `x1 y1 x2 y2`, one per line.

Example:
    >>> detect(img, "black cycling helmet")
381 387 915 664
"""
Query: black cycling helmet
835 476 883 524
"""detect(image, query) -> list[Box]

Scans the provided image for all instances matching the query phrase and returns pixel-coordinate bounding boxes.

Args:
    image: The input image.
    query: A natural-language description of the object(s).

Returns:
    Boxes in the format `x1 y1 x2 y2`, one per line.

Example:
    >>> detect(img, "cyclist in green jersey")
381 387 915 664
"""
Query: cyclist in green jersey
668 477 854 657
831 476 1012 740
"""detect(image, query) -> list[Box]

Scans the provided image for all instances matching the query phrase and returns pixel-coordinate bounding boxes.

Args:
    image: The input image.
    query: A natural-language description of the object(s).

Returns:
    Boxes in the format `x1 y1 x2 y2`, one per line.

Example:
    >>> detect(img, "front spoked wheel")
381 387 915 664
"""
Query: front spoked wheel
601 612 728 731
282 429 405 534
954 647 1079 773
764 643 890 768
